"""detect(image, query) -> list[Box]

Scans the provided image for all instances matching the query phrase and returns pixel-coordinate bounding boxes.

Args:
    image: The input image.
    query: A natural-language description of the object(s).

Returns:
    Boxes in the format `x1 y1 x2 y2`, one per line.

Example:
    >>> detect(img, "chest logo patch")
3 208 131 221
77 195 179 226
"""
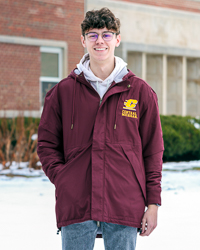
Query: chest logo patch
122 99 138 119
123 99 138 111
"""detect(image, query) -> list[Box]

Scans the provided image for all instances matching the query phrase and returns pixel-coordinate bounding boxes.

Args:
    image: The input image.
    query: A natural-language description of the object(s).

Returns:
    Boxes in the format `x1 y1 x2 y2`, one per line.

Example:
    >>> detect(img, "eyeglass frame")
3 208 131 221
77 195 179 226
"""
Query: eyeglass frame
84 31 119 42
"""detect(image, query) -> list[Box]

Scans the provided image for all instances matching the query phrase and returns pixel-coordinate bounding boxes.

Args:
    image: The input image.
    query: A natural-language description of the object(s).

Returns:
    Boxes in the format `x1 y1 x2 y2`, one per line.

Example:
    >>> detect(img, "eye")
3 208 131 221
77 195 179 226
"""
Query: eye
88 33 97 39
103 33 112 38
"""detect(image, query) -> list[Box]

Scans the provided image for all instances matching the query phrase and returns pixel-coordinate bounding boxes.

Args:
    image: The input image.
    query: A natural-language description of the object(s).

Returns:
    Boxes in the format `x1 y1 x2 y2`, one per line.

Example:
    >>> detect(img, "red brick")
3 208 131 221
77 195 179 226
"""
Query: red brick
0 0 84 112
0 0 84 74
0 43 40 110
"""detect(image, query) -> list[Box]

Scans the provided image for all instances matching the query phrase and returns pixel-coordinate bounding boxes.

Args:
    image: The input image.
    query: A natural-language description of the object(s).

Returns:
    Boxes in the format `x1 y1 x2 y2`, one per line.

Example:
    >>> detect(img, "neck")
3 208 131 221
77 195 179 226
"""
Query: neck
90 57 115 81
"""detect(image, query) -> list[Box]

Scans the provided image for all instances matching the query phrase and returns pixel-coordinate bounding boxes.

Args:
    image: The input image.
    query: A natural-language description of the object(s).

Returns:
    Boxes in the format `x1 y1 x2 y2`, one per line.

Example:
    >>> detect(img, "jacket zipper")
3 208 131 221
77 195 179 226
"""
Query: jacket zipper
97 221 100 227
99 98 102 106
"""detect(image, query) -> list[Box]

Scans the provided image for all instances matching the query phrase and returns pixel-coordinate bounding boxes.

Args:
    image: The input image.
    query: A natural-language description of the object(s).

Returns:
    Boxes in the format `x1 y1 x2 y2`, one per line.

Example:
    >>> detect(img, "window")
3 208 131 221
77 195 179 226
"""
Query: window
40 47 63 106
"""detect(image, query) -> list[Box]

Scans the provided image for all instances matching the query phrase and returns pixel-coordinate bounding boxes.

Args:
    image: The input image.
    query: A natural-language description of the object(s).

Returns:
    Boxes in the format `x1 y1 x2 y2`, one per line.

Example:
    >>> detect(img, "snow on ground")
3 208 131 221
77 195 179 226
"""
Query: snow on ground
1 160 200 177
0 162 200 250
0 161 43 177
163 160 200 171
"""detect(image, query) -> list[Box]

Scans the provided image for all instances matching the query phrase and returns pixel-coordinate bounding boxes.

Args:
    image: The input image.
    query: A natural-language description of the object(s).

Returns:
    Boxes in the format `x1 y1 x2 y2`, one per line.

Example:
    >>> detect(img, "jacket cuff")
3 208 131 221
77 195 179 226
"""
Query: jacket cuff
145 189 161 206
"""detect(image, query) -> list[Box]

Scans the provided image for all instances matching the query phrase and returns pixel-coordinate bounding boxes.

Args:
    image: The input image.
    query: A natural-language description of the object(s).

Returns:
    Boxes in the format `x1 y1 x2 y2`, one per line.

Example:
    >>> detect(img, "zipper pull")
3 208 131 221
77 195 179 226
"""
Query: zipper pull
97 221 100 227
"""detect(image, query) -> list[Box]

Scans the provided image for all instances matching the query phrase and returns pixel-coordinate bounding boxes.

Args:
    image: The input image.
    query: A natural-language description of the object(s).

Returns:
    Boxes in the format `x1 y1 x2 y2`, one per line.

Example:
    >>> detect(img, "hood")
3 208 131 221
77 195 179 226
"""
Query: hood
74 53 128 99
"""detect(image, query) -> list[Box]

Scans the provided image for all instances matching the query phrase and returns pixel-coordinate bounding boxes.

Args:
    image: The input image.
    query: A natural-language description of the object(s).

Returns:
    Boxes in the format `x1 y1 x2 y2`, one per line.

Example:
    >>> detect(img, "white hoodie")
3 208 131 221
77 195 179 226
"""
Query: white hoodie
74 53 128 99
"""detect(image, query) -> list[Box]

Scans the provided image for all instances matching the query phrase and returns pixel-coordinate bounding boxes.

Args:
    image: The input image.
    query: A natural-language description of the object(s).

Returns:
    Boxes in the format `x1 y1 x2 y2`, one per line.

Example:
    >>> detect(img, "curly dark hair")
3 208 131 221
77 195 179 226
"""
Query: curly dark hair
81 7 120 36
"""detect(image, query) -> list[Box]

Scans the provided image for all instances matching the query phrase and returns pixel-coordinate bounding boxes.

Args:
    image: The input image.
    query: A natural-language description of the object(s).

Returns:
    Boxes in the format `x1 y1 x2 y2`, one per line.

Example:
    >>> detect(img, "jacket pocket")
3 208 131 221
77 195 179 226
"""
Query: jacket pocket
121 144 146 201
54 142 92 186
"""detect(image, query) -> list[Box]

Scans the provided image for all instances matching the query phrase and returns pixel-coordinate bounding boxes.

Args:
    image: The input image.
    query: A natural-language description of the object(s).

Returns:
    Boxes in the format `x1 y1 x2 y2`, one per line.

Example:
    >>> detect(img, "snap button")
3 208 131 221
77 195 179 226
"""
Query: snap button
127 84 131 88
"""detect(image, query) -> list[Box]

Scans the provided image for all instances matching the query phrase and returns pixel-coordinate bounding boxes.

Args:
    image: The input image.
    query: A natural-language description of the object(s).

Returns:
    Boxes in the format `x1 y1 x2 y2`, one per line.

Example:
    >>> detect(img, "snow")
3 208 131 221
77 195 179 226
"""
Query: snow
1 160 200 177
188 118 200 129
31 133 38 140
194 123 200 129
0 162 200 250
163 160 200 171
0 161 44 177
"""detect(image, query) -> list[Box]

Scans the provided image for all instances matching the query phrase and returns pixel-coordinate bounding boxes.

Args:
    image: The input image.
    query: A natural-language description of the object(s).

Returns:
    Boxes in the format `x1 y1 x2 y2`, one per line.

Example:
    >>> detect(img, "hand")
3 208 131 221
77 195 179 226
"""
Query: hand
140 204 158 236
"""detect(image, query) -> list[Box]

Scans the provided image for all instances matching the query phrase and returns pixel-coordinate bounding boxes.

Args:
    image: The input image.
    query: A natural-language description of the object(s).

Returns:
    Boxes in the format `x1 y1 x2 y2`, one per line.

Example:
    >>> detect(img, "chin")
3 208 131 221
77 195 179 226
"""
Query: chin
94 54 110 61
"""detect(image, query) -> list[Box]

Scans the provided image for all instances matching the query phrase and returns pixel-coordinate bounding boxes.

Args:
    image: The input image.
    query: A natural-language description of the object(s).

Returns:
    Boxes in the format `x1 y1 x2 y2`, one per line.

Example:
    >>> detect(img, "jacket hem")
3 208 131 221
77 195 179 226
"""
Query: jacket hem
92 215 142 229
57 213 91 228
57 214 142 230
103 216 141 228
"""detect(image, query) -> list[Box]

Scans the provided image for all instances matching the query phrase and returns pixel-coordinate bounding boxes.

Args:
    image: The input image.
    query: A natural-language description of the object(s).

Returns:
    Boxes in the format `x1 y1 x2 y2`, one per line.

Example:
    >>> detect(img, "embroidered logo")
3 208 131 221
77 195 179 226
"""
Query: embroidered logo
123 99 138 111
122 99 138 119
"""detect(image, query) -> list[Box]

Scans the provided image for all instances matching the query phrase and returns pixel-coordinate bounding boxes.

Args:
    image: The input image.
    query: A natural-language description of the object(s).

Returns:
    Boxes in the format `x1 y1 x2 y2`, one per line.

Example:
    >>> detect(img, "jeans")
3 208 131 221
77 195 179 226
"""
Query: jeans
61 220 137 250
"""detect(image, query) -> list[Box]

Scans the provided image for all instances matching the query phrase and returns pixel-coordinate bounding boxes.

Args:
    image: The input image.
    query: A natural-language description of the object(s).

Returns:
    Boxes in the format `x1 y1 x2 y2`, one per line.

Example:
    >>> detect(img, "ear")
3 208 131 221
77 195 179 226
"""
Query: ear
81 35 86 48
115 34 121 47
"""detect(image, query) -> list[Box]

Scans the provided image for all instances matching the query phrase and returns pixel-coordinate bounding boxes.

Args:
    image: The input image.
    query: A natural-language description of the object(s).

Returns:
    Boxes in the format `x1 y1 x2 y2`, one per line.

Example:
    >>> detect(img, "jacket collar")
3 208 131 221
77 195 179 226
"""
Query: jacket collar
70 69 135 92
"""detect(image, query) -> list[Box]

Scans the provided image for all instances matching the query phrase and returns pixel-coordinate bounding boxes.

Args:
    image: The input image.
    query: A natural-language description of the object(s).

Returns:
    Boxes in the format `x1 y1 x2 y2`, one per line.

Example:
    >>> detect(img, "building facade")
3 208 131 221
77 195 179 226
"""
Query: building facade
1 0 200 117
0 0 84 117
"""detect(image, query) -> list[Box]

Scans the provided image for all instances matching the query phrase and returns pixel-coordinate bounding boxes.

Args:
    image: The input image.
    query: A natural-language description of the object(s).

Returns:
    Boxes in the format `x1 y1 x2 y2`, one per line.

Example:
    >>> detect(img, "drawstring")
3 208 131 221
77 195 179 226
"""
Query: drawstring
71 75 77 129
114 93 122 130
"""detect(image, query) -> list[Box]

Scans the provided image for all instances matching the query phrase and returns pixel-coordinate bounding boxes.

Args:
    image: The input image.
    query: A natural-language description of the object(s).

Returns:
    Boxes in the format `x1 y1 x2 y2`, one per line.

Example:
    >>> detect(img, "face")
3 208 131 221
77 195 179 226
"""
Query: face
81 27 121 64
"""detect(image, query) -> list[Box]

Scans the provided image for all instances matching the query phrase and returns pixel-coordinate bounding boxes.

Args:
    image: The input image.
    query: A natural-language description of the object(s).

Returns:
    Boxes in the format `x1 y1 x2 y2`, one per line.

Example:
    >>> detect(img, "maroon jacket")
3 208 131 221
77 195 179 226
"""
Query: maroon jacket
37 69 164 234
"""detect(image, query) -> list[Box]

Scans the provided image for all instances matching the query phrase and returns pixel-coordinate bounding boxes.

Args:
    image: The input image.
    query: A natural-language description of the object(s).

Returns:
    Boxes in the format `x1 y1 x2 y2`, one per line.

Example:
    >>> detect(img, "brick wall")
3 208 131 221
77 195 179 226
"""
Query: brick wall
0 0 84 73
66 0 85 73
0 0 84 112
0 43 40 111
115 0 200 13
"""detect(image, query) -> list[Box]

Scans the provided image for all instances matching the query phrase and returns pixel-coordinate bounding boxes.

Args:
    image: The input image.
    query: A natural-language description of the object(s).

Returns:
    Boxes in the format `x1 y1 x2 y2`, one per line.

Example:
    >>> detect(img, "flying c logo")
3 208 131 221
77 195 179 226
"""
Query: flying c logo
123 99 138 111
122 99 138 119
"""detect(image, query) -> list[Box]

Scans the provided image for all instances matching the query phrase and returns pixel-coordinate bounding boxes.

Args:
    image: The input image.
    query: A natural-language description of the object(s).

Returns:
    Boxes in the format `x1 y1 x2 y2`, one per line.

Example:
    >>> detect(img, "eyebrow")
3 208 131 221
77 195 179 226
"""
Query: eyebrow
86 31 114 35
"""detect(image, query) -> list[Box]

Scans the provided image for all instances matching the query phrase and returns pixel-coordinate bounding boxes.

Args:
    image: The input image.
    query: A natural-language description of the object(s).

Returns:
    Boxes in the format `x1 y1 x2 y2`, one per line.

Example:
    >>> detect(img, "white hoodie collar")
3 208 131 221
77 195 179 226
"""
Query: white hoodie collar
75 53 128 98
76 53 127 83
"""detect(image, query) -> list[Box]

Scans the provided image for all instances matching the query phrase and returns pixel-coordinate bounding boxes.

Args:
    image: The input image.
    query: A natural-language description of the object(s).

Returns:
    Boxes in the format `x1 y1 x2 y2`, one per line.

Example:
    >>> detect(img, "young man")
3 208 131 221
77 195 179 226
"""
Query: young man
37 8 164 250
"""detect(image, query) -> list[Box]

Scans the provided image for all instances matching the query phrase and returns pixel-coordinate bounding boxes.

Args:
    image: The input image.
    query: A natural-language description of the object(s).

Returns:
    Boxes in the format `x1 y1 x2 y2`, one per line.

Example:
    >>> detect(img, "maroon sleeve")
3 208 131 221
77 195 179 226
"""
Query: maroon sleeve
143 151 163 206
139 88 164 206
37 84 64 184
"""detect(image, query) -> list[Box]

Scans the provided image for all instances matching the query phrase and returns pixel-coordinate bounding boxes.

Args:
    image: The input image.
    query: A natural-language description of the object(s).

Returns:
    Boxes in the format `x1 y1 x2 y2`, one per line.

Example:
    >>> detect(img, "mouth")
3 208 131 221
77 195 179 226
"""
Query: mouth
94 48 107 51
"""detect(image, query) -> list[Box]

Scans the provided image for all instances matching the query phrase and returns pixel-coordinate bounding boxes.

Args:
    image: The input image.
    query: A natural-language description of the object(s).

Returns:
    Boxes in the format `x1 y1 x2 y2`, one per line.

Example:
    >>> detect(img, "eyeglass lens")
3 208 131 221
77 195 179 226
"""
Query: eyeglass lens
87 32 114 41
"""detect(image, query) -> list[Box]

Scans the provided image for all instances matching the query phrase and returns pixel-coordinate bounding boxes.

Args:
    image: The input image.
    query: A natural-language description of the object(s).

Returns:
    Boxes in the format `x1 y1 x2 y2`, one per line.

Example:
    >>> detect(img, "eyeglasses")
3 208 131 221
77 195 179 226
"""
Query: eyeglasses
85 31 116 42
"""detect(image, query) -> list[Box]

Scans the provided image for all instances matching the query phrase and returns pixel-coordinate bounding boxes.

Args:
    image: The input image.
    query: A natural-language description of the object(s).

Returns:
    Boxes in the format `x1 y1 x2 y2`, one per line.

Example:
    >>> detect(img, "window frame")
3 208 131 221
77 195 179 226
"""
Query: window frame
40 46 63 108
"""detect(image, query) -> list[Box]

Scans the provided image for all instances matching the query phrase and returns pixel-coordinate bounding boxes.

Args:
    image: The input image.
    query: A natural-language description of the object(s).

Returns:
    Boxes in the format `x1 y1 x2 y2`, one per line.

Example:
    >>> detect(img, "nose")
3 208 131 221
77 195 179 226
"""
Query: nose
96 34 104 44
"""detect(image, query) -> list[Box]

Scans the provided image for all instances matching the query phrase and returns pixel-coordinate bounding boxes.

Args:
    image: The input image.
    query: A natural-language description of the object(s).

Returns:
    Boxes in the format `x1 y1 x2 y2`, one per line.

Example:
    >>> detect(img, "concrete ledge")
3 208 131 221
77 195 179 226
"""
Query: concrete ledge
122 42 200 58
0 35 67 48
